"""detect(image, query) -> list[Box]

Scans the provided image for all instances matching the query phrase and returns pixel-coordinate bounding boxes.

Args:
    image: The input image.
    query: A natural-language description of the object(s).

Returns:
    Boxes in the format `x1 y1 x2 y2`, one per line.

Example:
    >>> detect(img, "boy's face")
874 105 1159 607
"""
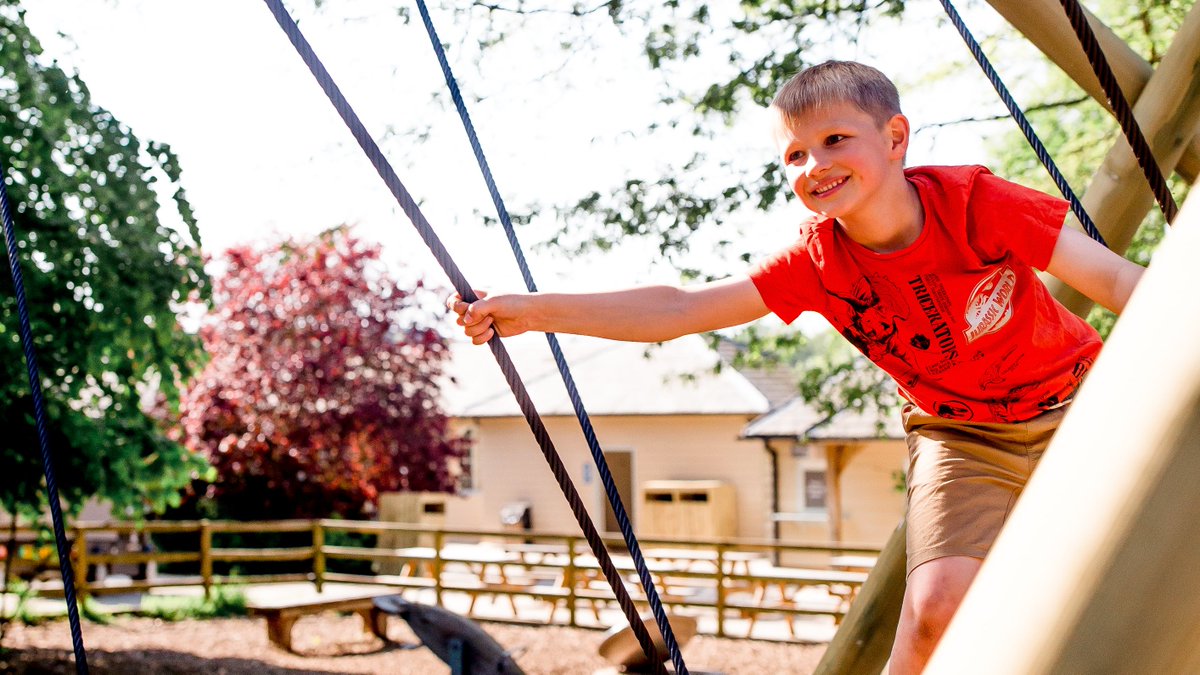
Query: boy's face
773 102 909 223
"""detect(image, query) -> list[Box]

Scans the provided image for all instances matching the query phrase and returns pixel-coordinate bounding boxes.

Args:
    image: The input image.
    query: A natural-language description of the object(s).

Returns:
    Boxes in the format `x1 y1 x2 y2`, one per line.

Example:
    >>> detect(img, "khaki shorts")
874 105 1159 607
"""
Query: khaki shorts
903 403 1067 576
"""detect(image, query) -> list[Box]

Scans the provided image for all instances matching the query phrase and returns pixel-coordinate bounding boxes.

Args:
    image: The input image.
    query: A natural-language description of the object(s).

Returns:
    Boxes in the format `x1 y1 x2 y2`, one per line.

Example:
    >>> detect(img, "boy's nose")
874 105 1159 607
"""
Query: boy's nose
802 153 829 178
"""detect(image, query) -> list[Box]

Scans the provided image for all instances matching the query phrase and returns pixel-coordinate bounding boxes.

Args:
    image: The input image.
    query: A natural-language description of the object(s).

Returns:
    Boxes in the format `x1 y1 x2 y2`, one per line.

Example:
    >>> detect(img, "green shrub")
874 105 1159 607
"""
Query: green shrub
138 586 247 621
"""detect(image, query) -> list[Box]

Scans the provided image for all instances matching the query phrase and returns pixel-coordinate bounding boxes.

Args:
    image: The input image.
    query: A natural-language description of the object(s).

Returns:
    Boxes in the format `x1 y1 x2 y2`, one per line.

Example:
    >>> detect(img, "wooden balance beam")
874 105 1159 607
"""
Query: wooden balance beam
247 589 398 652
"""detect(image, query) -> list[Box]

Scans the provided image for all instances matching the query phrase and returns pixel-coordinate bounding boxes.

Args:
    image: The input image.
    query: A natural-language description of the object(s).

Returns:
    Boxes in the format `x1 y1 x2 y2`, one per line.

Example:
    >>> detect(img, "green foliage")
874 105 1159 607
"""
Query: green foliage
78 596 111 625
440 1 906 273
138 585 247 622
0 2 211 516
554 2 904 270
0 579 35 640
721 325 898 423
323 527 377 576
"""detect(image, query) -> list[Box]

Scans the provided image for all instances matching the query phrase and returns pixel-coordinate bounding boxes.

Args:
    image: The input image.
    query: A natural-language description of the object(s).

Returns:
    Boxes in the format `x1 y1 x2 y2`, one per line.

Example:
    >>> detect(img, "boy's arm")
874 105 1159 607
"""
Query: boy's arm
450 276 771 344
1045 227 1145 315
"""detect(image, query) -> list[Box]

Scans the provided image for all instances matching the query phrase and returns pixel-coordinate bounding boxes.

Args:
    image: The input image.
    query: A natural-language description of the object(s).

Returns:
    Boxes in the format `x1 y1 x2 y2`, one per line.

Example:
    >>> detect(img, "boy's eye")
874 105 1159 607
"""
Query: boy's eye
826 134 846 145
787 150 805 163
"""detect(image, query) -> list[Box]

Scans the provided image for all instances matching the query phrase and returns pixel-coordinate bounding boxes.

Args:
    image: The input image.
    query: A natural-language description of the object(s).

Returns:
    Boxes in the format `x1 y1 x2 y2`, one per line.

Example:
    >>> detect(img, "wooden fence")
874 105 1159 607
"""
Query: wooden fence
6 520 881 638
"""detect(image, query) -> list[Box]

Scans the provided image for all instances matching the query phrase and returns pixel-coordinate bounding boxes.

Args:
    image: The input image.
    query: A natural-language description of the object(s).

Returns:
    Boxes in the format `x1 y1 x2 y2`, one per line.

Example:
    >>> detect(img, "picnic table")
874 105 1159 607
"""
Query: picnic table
502 542 570 565
641 547 766 575
389 543 518 578
830 554 878 572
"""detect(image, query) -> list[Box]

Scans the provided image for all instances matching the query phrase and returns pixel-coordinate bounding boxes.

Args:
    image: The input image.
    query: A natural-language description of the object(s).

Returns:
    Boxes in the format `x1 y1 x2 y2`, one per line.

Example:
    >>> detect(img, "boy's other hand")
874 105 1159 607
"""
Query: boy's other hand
448 290 526 345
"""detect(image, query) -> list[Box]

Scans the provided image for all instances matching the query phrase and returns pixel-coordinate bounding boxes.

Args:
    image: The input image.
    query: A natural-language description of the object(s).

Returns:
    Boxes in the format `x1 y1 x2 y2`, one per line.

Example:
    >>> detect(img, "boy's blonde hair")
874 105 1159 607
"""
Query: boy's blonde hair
772 60 901 128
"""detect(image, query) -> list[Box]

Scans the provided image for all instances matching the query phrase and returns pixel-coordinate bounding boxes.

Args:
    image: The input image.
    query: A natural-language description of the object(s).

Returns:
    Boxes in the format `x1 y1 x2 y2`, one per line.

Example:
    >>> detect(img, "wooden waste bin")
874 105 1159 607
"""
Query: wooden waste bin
640 480 736 539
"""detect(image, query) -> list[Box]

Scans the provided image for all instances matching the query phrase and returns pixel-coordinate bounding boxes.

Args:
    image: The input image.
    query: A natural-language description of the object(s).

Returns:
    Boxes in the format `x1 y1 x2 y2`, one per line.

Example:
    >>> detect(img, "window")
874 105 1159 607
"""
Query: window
804 470 828 510
455 441 475 492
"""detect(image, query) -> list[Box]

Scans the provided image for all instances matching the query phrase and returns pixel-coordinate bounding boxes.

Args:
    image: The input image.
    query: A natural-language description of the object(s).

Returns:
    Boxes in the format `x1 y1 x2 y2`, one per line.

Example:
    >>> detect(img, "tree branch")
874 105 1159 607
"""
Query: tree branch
469 1 618 17
915 95 1091 132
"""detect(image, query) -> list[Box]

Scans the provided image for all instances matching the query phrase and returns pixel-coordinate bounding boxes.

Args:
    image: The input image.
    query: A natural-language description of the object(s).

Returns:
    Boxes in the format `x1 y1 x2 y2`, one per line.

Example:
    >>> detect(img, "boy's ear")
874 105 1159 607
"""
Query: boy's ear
886 114 911 160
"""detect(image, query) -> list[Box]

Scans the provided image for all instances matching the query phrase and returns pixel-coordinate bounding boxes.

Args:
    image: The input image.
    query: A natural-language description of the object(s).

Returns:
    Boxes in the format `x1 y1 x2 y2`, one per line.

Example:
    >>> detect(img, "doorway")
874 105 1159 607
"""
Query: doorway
601 448 635 533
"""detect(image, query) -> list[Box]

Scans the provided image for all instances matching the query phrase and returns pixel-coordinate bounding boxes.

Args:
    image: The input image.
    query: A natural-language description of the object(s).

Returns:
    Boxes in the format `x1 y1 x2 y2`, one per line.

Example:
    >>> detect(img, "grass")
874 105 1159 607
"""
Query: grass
137 586 247 622
1 581 46 627
0 584 248 628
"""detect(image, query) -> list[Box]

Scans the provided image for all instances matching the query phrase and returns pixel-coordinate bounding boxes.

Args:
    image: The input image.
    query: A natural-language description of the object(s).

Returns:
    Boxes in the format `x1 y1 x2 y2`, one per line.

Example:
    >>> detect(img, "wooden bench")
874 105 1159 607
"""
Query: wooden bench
247 590 400 652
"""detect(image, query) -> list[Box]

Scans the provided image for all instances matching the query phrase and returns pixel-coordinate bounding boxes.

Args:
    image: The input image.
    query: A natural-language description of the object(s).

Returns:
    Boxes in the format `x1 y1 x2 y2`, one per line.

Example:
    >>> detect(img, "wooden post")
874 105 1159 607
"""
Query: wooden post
715 543 727 638
565 537 578 628
312 520 325 593
925 171 1200 674
825 446 845 544
71 527 88 600
199 520 212 600
984 0 1200 182
433 529 444 608
813 521 907 675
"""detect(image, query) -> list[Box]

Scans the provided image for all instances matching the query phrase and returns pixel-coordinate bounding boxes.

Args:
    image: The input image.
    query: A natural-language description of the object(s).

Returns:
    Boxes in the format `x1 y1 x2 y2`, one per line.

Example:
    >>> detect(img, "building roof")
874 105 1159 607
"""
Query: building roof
713 335 903 442
442 333 771 418
713 337 801 409
741 396 905 441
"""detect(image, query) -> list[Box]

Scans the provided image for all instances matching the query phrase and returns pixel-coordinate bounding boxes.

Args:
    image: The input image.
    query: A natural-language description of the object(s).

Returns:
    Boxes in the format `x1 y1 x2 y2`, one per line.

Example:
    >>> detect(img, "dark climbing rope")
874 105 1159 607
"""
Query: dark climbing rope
1057 0 1178 224
260 2 670 671
413 2 688 673
0 160 89 674
939 0 1108 247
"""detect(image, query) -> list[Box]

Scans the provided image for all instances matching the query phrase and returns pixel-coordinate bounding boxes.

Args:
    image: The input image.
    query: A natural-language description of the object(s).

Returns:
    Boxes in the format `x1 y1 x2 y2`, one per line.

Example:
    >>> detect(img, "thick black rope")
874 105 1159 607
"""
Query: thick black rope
939 0 1108 247
413 2 687 672
1057 0 1178 224
260 3 669 670
0 162 89 673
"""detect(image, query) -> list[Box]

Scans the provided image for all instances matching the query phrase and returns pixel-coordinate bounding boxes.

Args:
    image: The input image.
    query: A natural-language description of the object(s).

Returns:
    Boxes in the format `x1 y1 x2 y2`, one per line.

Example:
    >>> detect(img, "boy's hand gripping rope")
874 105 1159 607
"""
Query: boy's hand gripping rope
260 2 677 671
412 2 689 673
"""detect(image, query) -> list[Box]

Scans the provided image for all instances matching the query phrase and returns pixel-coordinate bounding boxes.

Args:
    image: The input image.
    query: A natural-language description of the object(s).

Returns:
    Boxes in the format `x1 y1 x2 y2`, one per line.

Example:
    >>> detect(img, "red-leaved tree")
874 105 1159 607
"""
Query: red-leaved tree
178 227 468 519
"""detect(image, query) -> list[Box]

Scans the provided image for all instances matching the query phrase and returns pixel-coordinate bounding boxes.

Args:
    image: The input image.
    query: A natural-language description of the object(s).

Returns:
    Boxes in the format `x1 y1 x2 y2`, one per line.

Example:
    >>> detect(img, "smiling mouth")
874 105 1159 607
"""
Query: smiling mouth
811 177 847 197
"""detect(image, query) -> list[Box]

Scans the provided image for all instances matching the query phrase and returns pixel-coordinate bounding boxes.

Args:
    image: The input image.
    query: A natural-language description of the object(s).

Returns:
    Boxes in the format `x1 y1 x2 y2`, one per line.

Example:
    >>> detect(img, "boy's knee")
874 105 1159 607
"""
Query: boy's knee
905 561 977 638
907 583 962 639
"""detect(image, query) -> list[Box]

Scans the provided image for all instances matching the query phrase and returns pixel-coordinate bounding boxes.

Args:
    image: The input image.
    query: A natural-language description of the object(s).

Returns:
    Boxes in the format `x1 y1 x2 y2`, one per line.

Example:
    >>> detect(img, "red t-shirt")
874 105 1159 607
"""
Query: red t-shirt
751 165 1102 423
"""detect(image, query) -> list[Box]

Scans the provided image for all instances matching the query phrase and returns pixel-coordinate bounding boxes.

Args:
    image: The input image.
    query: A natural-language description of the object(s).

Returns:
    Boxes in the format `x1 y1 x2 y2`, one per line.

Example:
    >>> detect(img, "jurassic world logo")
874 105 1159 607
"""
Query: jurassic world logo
963 266 1016 343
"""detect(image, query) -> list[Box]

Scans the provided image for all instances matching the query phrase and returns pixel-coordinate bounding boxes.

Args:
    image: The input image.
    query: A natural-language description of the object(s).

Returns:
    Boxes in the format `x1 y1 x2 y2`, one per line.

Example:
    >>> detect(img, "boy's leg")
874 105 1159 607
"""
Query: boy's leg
888 555 982 675
892 405 1066 674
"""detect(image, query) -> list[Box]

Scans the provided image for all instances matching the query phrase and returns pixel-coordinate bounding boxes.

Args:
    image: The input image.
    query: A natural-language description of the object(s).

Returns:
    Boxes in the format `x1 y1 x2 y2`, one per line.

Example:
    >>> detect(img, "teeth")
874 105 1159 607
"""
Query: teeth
813 177 845 195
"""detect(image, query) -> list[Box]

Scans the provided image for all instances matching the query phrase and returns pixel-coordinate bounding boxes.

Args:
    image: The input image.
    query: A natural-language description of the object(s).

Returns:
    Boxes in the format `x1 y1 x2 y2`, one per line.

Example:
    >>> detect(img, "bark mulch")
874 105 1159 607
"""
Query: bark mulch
0 614 827 674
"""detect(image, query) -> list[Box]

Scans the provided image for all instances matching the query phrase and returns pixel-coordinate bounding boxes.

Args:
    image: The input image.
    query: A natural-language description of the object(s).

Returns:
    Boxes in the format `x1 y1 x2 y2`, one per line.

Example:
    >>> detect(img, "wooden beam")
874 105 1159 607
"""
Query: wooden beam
985 0 1200 182
812 521 906 675
824 445 845 543
1043 0 1200 315
925 179 1200 673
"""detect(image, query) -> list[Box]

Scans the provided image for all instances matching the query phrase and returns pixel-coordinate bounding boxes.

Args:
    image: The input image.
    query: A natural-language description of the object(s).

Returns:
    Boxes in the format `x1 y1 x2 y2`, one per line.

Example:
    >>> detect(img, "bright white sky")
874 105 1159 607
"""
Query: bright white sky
20 0 1016 310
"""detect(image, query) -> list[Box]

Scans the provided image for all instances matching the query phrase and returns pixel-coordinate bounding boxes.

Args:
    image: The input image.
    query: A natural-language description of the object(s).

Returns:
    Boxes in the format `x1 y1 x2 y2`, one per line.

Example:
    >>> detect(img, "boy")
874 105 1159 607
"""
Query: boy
450 61 1144 672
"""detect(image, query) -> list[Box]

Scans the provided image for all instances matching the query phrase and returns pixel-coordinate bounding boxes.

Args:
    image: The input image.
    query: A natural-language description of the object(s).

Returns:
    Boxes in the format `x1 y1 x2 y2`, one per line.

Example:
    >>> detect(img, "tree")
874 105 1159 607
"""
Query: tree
178 227 469 520
430 0 906 278
342 1 1179 418
450 1 1175 280
0 0 210 516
